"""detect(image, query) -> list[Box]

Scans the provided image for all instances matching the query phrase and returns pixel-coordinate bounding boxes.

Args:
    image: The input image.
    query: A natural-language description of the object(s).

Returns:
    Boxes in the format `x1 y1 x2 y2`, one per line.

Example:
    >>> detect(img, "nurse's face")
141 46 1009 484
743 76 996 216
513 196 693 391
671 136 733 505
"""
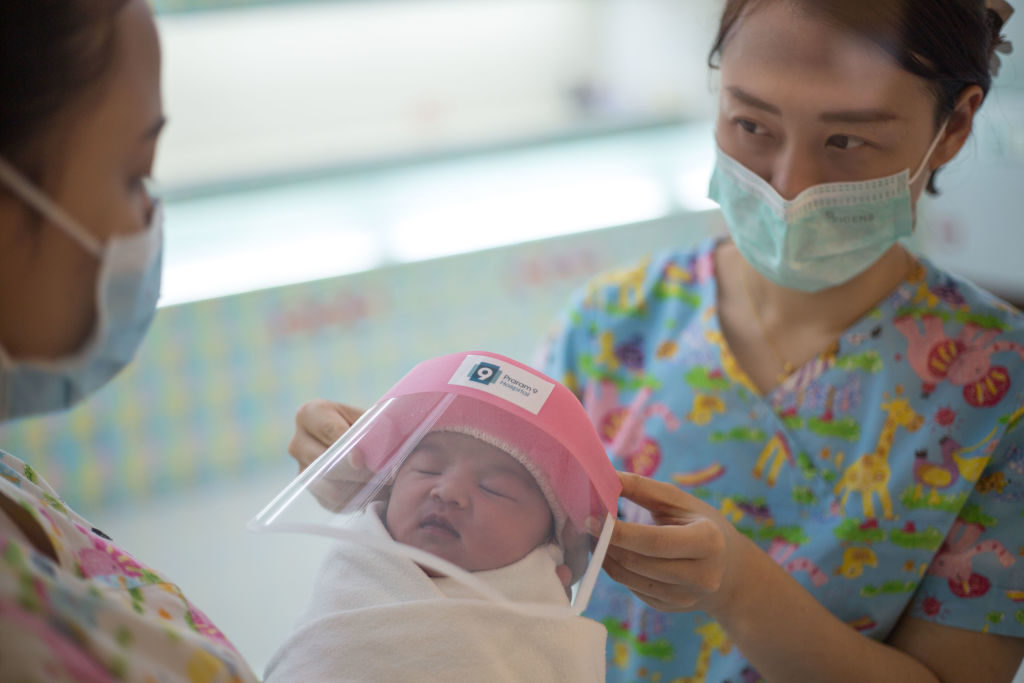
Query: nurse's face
0 0 163 360
715 1 962 201
385 432 554 573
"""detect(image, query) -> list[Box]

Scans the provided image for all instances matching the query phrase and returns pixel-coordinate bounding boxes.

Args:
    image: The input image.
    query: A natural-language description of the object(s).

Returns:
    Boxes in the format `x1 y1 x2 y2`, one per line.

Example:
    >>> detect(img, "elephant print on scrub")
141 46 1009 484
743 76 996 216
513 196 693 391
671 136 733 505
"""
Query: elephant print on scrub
927 518 1015 598
895 315 1024 407
583 381 679 476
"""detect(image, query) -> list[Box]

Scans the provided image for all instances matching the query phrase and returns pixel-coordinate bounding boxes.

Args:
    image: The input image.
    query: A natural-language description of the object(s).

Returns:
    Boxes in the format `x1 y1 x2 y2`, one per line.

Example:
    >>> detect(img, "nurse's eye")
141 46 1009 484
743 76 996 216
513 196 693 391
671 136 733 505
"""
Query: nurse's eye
735 118 767 136
826 134 867 150
128 167 156 191
414 469 442 476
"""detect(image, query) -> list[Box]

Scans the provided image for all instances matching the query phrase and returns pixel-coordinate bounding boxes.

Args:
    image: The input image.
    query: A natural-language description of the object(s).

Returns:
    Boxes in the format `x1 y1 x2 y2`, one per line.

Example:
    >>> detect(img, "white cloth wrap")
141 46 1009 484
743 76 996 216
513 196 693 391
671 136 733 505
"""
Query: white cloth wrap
265 502 606 682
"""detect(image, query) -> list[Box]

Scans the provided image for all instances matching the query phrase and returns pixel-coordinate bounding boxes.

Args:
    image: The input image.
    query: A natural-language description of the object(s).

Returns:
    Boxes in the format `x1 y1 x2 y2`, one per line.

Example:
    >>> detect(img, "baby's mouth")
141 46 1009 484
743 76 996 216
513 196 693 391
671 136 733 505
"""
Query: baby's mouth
420 514 459 538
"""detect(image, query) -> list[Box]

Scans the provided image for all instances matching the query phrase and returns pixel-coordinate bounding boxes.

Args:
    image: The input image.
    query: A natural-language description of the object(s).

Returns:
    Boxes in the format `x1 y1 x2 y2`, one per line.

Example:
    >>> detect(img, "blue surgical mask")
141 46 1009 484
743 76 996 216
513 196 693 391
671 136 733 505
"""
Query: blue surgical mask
0 156 163 421
708 124 946 292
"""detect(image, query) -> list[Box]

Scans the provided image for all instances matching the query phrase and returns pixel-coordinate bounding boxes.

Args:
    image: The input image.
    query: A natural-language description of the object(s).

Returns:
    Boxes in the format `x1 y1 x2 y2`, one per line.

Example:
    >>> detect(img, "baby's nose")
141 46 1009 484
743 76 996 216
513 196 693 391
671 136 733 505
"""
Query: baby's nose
430 471 472 507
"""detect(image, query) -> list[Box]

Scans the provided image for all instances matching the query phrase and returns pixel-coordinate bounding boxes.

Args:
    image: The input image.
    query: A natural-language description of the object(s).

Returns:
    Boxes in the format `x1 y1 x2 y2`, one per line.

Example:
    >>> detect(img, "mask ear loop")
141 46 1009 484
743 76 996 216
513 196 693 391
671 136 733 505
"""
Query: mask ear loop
0 156 103 257
908 120 950 187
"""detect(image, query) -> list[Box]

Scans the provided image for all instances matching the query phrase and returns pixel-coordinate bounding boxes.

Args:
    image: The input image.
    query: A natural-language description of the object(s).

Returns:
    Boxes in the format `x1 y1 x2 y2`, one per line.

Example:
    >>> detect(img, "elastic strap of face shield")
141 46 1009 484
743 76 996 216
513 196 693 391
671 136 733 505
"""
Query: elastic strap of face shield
569 512 615 611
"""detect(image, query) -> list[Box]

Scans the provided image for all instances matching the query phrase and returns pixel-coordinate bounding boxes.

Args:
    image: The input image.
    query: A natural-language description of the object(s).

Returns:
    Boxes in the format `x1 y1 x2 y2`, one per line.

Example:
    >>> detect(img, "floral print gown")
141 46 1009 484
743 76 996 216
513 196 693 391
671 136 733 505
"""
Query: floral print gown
0 450 257 683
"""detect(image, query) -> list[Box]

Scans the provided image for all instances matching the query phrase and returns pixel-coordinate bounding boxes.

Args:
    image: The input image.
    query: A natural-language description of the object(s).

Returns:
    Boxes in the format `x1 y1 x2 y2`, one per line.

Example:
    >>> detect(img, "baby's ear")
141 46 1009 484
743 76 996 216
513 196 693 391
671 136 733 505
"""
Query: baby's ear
555 563 572 588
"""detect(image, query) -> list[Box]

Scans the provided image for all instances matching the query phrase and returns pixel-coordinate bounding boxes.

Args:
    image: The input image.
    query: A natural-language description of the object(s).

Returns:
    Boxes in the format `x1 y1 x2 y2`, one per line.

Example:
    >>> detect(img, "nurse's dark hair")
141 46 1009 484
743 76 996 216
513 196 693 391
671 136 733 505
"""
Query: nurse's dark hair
709 0 1010 193
0 0 129 180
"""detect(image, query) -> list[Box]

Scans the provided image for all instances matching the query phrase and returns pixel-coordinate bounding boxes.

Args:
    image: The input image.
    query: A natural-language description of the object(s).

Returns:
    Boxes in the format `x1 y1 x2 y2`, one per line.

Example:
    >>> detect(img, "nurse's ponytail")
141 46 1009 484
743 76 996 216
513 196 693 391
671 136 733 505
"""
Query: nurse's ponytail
986 1 1015 77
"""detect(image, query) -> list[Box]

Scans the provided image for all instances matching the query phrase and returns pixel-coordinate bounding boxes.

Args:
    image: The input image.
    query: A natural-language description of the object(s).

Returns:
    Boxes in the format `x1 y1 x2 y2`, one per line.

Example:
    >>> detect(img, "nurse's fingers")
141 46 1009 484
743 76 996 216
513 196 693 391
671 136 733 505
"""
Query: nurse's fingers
601 553 700 612
289 400 362 472
607 516 724 560
617 471 708 520
604 541 720 588
287 432 329 472
626 587 683 614
295 400 364 447
606 540 729 598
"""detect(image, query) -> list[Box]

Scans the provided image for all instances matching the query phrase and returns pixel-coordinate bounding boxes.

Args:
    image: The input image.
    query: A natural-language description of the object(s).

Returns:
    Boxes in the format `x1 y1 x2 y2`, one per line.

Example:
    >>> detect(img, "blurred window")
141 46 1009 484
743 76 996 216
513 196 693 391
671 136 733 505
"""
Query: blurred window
150 0 724 305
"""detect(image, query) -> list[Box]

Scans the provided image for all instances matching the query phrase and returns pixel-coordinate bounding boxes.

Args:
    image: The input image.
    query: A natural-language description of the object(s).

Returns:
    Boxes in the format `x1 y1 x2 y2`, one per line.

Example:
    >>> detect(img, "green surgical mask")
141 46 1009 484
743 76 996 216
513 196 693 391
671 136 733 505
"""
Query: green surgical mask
708 123 946 292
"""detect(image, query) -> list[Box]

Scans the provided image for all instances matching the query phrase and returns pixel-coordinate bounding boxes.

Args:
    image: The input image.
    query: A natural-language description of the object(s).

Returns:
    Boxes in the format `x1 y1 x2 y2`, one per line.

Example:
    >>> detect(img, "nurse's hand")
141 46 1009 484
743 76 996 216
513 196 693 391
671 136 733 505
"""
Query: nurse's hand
600 471 748 615
288 399 365 473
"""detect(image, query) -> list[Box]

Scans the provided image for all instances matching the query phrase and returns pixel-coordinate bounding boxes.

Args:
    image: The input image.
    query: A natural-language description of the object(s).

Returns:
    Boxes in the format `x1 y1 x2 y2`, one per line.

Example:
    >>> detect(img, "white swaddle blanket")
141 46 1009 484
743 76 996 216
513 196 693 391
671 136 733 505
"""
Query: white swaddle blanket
264 502 606 682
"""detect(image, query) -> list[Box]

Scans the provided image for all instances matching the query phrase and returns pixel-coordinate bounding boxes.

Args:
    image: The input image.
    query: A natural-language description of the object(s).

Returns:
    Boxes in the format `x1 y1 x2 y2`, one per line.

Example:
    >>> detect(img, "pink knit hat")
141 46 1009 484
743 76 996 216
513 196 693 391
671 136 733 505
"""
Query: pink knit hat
358 352 620 532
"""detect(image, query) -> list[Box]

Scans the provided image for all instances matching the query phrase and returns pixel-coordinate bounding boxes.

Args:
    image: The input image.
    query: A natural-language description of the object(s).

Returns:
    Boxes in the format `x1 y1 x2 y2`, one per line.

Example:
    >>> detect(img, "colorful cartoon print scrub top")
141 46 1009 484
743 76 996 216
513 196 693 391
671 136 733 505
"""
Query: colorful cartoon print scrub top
0 450 257 683
541 238 1024 682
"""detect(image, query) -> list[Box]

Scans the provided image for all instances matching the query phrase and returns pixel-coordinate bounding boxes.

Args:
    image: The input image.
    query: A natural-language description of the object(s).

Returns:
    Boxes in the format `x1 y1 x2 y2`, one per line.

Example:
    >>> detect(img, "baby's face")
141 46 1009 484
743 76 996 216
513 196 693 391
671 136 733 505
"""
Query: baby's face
385 431 553 572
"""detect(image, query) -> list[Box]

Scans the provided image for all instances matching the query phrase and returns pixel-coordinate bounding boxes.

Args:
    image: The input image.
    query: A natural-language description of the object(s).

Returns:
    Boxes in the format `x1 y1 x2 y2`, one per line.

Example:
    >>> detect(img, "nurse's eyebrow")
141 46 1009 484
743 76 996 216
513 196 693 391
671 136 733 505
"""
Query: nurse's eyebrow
819 109 901 124
728 87 901 125
726 87 781 114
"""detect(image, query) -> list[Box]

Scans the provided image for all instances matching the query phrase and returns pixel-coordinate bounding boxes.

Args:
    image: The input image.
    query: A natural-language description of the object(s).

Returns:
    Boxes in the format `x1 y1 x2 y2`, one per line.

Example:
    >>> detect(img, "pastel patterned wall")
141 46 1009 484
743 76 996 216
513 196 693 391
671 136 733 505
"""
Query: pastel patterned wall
0 213 722 514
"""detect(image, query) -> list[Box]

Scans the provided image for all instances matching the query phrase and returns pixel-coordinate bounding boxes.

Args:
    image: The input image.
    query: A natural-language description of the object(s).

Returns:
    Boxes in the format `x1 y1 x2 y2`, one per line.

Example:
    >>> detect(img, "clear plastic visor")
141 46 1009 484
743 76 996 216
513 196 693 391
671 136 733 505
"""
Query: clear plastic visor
249 391 615 617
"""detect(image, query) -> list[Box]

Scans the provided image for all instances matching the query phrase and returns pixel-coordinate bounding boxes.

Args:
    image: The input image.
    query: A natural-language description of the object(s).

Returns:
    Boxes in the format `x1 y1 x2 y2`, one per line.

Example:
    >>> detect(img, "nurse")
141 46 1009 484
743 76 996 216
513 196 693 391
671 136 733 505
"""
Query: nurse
0 1 257 680
293 0 1024 681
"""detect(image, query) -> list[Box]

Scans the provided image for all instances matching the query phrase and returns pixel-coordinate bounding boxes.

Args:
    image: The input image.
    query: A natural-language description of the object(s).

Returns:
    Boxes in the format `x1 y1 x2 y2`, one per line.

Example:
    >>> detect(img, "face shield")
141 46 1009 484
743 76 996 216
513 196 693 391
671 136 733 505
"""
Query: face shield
250 352 620 618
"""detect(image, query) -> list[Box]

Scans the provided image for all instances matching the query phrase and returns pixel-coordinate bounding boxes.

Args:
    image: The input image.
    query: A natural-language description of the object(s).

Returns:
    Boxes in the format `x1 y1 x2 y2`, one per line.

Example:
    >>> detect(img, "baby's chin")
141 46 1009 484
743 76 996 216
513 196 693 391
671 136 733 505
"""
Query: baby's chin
413 551 468 577
417 548 533 575
407 544 498 575
393 529 547 575
421 564 444 577
393 533 470 573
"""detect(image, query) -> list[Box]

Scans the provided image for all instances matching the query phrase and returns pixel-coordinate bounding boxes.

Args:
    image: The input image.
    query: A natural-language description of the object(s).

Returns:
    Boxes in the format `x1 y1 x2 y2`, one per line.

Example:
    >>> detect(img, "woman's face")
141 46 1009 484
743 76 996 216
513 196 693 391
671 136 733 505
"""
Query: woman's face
0 0 163 360
715 1 958 201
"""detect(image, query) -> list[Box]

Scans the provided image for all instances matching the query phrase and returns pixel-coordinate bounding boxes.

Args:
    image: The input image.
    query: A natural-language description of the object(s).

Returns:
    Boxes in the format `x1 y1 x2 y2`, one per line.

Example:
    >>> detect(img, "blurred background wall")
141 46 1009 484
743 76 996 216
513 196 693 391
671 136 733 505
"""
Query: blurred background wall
0 0 1021 674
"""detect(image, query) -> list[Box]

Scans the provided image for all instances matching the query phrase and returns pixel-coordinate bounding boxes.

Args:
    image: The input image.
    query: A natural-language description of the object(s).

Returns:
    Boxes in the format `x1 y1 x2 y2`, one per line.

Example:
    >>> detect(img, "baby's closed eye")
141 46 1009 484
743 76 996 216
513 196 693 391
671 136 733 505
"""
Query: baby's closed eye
479 482 517 500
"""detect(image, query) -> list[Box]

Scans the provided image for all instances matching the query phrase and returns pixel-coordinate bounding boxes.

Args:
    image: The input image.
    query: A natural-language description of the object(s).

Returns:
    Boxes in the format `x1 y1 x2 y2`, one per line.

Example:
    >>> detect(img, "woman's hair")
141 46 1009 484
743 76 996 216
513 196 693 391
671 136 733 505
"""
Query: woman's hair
0 0 129 179
709 0 1011 193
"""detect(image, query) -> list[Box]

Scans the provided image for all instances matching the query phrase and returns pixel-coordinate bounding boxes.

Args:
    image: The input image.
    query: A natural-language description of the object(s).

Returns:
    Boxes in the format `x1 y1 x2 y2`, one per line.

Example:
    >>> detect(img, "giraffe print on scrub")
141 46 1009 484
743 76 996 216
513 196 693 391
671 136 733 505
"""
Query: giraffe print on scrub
584 258 652 314
678 622 732 683
704 330 759 395
752 431 792 487
834 396 925 519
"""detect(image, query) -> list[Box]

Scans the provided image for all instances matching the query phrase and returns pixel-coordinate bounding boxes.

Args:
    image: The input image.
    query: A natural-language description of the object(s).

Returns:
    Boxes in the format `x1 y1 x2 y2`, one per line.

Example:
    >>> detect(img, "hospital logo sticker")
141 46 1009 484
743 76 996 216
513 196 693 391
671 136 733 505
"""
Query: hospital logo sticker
449 355 555 414
468 362 502 385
